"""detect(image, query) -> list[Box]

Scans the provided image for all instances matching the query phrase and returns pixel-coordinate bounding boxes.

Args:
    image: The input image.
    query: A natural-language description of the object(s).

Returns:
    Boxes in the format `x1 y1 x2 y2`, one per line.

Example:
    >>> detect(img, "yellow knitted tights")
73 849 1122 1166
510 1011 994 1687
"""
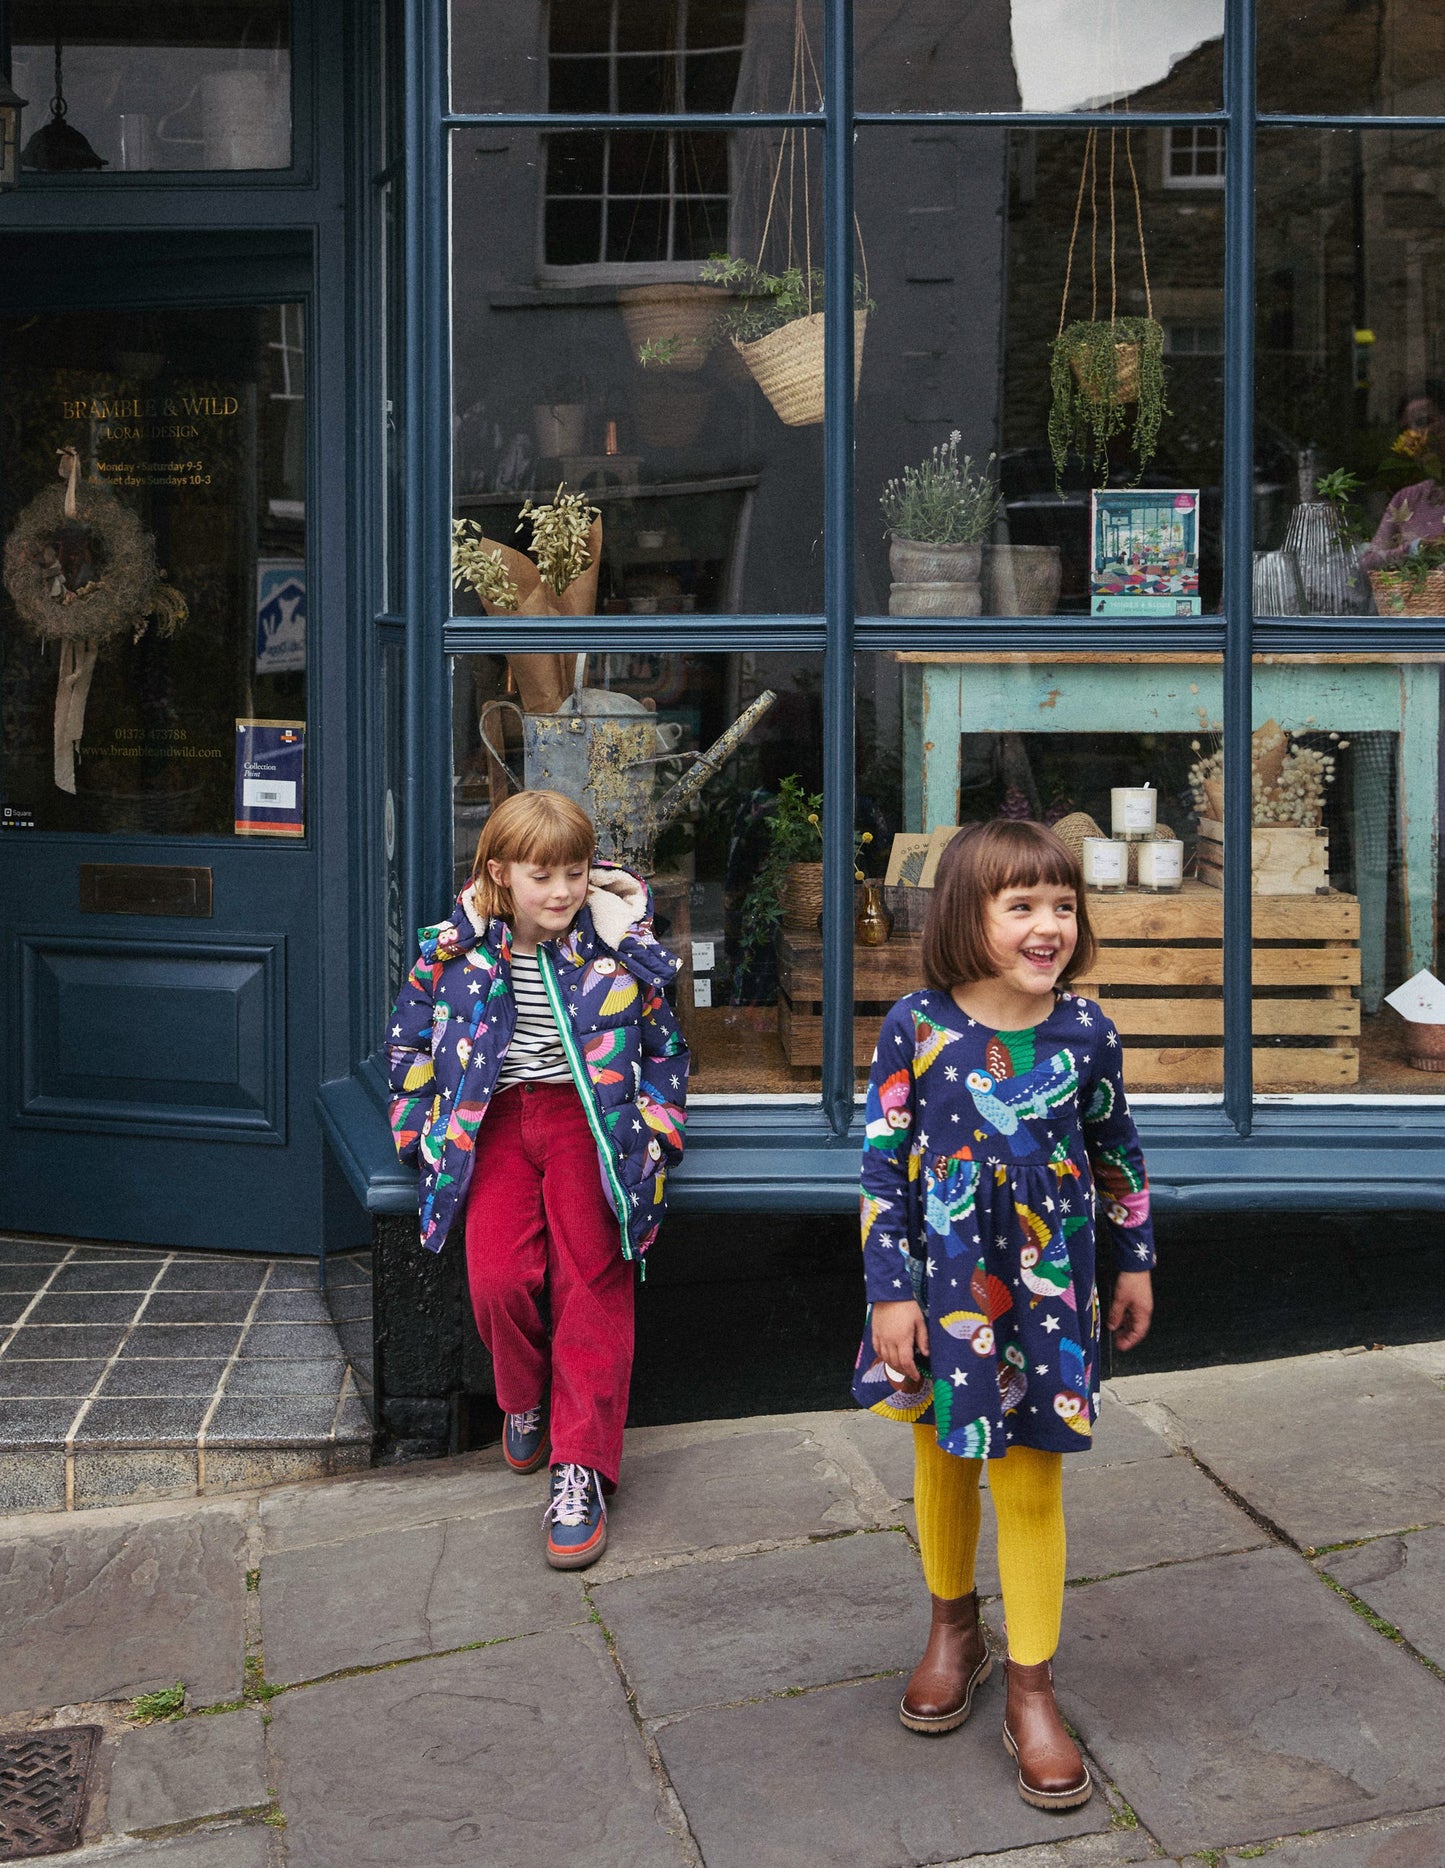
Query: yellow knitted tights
911 1426 1066 1666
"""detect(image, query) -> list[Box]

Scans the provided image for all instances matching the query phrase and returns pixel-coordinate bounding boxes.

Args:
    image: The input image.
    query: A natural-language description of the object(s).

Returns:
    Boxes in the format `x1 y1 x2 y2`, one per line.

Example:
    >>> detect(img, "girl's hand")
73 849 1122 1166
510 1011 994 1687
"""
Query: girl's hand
1109 1271 1154 1352
871 1299 929 1383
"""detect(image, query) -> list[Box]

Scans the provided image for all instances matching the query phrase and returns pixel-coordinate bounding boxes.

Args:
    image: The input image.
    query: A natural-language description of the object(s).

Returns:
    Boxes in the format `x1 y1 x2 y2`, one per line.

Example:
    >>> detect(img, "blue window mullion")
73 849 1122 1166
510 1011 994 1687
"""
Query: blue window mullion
1222 0 1257 1135
820 0 857 1136
402 0 452 942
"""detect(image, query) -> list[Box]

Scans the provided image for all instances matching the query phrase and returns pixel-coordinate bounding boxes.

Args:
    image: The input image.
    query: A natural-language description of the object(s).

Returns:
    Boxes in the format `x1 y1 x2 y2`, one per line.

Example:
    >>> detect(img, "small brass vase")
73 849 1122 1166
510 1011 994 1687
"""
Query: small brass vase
855 879 893 946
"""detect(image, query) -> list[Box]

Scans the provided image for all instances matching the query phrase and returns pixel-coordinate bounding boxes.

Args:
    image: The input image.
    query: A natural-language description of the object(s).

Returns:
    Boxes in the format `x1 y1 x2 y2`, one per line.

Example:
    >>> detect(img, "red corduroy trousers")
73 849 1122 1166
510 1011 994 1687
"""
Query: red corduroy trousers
463 1081 634 1486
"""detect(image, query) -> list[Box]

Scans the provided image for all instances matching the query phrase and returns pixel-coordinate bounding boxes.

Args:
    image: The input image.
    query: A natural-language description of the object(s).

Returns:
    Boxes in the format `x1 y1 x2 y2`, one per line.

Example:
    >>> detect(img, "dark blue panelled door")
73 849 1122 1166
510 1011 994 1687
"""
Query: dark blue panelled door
1 237 323 1253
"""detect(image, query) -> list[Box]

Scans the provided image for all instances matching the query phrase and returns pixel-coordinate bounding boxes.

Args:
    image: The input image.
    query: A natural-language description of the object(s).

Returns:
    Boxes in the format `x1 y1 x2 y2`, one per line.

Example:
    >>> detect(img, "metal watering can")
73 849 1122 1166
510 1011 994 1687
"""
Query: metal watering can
479 680 777 874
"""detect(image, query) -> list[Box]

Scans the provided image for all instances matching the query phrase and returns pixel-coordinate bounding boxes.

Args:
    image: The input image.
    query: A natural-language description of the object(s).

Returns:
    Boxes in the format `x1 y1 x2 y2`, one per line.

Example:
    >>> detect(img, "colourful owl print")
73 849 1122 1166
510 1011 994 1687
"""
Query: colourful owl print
581 954 639 1018
854 988 1154 1460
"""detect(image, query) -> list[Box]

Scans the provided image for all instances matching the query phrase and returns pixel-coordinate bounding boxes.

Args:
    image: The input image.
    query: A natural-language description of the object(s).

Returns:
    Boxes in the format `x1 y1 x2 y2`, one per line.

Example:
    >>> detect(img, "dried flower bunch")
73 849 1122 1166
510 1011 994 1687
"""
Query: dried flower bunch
880 433 1001 547
452 522 518 611
519 485 600 597
1187 718 1346 829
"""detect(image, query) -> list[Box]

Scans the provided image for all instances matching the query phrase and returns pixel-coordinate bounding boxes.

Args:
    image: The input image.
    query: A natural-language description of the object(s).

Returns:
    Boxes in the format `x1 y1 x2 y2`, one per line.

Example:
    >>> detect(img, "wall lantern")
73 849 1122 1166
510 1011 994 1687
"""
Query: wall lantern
0 72 27 189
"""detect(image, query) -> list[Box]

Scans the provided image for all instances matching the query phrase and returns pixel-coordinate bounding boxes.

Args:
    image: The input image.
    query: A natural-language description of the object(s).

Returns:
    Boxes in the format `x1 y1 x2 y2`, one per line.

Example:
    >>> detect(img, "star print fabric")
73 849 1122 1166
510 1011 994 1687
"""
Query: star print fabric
385 862 689 1260
853 989 1154 1459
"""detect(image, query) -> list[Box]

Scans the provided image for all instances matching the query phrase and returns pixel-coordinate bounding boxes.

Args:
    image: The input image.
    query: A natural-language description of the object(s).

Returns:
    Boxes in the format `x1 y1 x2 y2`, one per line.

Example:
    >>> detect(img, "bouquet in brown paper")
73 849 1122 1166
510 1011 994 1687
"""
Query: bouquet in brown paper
452 485 602 715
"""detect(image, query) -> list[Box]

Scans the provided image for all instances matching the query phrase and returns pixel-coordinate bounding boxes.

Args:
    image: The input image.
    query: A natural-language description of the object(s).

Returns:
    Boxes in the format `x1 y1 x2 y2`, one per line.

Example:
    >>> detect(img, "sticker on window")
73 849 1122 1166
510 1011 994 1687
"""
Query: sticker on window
235 719 305 837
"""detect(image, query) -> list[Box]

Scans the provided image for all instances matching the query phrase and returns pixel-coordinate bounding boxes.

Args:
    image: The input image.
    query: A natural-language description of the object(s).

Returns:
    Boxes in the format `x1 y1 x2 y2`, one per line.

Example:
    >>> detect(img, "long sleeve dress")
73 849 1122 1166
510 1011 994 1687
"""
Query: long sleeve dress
850 987 1156 1460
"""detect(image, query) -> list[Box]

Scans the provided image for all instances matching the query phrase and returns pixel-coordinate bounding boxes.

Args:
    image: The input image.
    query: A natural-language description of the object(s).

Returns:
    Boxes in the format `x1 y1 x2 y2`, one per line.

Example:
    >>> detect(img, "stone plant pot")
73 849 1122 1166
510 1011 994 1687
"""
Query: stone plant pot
983 543 1064 616
887 535 983 617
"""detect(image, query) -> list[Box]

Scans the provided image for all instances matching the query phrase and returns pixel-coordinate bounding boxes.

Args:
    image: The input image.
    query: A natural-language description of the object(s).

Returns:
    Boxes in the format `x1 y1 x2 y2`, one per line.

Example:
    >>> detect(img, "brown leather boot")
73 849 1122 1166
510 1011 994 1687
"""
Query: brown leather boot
898 1591 993 1734
1002 1658 1092 1809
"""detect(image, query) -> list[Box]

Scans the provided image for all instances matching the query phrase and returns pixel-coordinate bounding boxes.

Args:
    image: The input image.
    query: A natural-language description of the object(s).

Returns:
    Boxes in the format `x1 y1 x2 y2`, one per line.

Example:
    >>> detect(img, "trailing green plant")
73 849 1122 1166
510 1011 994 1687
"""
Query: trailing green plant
737 776 872 966
1370 532 1445 595
881 433 1001 546
1047 316 1167 490
637 256 872 366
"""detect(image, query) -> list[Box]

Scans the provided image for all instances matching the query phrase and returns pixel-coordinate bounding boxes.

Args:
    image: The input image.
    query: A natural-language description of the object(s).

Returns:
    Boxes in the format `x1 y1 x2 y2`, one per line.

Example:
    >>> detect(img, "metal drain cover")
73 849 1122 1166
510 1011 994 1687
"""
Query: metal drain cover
0 1727 100 1861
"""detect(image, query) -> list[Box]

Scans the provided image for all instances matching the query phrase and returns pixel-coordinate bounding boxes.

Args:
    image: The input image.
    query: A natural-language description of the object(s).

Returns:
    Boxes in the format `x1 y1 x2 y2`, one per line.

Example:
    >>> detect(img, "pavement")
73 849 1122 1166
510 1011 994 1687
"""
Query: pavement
2 1340 1444 1868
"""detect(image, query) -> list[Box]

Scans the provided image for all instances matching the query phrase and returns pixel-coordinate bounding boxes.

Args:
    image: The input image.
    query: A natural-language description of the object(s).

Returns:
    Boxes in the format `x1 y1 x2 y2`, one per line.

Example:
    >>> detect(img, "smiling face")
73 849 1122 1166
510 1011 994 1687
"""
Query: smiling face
489 856 589 951
981 881 1079 1004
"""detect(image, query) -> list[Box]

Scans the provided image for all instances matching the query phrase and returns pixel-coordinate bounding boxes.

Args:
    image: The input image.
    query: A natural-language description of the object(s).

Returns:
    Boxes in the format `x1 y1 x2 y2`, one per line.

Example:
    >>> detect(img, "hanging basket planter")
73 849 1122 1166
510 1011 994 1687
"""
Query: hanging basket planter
1070 334 1141 406
619 285 729 374
733 310 867 428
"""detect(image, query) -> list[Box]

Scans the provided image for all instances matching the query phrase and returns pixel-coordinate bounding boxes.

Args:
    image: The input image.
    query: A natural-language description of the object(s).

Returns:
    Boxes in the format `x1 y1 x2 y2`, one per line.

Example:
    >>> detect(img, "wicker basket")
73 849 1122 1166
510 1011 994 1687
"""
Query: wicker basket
619 285 726 374
1368 565 1445 617
733 310 867 427
781 860 826 930
1069 338 1141 406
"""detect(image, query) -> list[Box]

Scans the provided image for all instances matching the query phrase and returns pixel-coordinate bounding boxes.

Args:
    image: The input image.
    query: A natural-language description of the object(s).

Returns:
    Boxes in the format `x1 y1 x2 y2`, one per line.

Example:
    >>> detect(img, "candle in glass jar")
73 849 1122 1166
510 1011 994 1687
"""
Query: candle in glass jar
1082 837 1128 891
1111 785 1157 839
1136 837 1184 891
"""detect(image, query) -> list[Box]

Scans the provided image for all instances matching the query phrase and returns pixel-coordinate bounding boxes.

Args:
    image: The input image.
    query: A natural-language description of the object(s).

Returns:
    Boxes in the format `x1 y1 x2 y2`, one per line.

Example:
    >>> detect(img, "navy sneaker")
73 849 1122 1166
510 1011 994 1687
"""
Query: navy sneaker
503 1405 548 1474
544 1462 608 1569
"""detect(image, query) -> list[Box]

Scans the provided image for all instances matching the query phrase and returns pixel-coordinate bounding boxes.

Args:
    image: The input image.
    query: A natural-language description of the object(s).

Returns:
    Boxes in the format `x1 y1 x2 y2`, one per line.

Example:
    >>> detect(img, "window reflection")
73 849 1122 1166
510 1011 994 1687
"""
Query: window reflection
10 2 292 174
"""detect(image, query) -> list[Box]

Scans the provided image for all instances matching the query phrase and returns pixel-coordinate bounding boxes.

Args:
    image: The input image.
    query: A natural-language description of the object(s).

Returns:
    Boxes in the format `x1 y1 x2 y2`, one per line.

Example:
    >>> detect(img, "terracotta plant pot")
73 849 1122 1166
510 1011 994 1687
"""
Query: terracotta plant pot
888 535 983 618
1404 1020 1445 1072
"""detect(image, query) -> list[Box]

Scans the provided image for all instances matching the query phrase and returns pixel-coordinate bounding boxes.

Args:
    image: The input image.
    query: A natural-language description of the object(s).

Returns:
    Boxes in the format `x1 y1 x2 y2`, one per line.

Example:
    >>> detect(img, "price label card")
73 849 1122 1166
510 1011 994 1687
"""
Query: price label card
693 978 713 1008
691 939 715 974
1385 969 1445 1023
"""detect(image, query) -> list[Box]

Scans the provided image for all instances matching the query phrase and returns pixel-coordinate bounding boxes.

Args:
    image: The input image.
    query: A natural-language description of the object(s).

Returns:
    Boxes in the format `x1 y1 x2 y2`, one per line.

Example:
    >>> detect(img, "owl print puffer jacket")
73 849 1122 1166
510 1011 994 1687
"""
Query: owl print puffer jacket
385 863 689 1261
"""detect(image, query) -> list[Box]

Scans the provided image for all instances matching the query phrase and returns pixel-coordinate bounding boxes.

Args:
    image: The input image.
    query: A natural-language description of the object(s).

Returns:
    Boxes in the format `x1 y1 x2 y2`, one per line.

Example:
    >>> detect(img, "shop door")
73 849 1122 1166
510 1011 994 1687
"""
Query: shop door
0 246 323 1253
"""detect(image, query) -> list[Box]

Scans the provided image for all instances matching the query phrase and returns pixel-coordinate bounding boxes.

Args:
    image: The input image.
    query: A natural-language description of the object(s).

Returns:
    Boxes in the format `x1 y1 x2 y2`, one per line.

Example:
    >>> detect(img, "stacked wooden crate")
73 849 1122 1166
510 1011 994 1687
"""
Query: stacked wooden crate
1075 882 1360 1088
776 880 1360 1088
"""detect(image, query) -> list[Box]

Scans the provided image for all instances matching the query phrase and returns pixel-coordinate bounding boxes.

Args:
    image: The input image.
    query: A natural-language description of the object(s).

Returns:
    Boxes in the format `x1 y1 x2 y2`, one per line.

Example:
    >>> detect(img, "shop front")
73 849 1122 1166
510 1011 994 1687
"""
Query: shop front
5 1 1445 1296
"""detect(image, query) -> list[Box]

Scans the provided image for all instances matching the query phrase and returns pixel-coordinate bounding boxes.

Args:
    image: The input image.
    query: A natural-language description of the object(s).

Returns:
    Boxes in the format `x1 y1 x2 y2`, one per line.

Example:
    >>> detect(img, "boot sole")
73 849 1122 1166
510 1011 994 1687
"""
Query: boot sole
899 1652 993 1734
1002 1723 1093 1809
545 1520 608 1570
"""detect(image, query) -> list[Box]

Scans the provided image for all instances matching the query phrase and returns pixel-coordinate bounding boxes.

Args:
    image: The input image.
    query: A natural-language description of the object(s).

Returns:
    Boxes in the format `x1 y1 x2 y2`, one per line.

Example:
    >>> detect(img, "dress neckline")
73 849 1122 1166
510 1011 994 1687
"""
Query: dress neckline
932 986 1069 1040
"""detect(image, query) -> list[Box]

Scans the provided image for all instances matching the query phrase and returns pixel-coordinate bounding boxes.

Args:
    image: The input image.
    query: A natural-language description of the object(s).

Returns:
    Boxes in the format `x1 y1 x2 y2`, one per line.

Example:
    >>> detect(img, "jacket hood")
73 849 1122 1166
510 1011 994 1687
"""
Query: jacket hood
422 862 677 986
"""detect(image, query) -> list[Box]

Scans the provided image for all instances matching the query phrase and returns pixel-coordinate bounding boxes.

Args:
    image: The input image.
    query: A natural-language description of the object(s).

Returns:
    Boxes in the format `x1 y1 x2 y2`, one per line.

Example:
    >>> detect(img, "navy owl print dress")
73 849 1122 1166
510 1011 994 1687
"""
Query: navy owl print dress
851 988 1156 1459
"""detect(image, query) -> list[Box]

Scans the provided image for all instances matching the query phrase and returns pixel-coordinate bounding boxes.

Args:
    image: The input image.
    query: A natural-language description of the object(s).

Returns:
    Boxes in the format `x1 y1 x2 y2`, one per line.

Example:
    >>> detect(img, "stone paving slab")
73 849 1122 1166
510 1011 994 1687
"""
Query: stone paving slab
1057 1544 1445 1858
935 1836 1160 1868
654 1671 1109 1868
269 1628 692 1868
0 1501 248 1713
1319 1524 1445 1667
593 1425 865 1574
1220 1808 1445 1865
258 1448 533 1553
106 1709 270 1834
1110 1351 1445 1548
972 1451 1268 1595
69 1825 274 1866
595 1528 927 1717
261 1500 590 1683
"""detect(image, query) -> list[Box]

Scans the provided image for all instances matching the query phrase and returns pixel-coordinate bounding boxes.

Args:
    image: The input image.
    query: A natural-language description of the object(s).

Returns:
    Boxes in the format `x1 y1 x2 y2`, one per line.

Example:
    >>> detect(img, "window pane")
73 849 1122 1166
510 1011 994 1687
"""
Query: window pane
12 1 291 174
1246 660 1443 1097
450 650 824 1096
1257 129 1445 616
452 127 826 614
857 0 1223 115
856 126 1224 618
858 649 1225 1096
0 304 307 835
1260 4 1445 116
452 0 818 115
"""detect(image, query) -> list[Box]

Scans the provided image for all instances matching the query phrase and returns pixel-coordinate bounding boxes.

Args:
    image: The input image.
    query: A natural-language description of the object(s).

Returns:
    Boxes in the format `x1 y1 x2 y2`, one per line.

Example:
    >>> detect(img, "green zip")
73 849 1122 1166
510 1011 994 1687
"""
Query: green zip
536 945 635 1263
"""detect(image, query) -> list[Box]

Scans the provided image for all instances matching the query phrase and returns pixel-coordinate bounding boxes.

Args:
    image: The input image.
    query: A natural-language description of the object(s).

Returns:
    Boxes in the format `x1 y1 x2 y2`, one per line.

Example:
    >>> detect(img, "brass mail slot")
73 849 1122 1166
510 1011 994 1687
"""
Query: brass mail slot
79 864 214 918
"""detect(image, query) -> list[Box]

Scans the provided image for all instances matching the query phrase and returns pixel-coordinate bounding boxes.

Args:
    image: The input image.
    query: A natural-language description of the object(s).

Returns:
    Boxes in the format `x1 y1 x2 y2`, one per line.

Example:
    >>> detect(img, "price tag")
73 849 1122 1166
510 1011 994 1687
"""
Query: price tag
693 978 713 1008
691 939 715 974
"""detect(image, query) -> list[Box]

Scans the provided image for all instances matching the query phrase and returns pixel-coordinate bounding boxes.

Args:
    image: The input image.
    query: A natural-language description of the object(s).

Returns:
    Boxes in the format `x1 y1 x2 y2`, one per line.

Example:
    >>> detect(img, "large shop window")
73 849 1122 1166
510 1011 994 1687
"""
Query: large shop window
441 0 1445 1113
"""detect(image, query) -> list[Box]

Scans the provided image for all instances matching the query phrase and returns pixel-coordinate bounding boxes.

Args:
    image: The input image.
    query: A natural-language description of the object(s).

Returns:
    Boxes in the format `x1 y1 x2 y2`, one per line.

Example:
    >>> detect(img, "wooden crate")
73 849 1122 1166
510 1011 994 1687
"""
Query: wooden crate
776 884 1361 1088
1195 819 1329 894
1075 882 1360 1088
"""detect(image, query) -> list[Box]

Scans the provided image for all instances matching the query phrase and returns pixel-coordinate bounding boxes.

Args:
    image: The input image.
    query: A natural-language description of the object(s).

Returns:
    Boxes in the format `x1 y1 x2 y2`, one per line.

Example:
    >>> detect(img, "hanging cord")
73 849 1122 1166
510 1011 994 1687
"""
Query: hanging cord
1124 125 1154 322
1057 127 1094 340
1108 127 1118 326
1088 127 1099 321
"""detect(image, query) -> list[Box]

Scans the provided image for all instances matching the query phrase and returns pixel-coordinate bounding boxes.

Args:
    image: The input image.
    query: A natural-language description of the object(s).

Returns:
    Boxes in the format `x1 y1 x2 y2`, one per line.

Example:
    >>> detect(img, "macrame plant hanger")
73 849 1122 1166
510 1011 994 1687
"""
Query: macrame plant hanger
1056 121 1155 402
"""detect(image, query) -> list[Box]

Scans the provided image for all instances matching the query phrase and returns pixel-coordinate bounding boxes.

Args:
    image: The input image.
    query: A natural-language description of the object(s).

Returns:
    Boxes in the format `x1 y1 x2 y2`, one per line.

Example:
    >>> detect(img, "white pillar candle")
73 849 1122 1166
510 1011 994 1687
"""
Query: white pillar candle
1082 837 1128 891
1111 785 1157 839
1136 837 1184 891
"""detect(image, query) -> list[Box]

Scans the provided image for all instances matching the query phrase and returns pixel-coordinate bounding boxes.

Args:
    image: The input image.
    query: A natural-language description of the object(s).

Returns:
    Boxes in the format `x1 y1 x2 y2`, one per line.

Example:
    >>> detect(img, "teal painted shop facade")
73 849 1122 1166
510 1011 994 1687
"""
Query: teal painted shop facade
4 0 1445 1274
